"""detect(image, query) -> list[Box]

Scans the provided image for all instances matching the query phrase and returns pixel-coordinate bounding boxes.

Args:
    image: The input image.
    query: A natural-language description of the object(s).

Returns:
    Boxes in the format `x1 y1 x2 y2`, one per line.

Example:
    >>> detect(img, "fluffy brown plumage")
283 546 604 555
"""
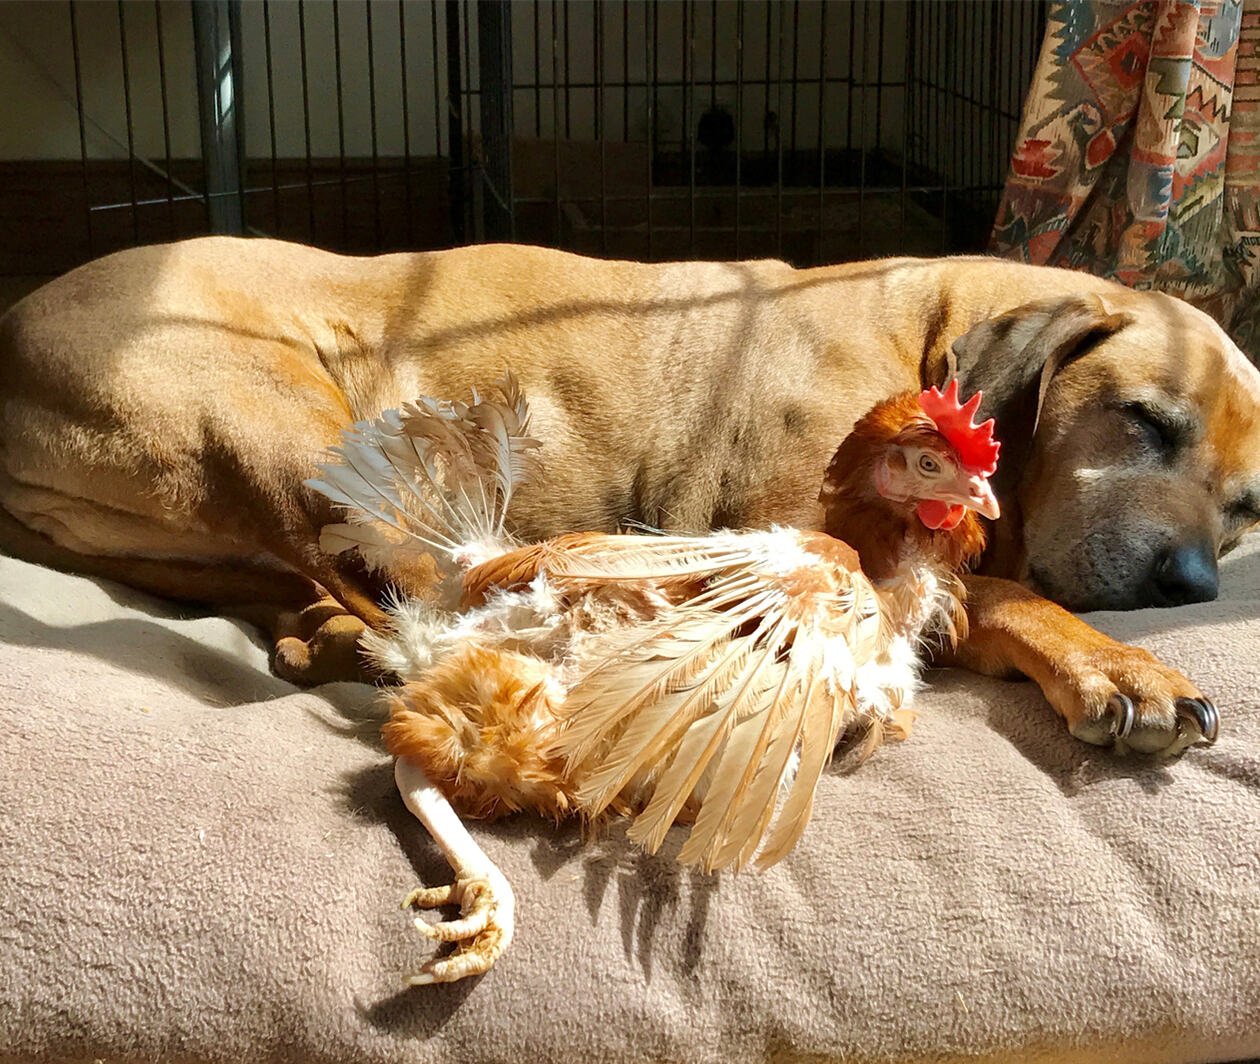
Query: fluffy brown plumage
380 644 573 821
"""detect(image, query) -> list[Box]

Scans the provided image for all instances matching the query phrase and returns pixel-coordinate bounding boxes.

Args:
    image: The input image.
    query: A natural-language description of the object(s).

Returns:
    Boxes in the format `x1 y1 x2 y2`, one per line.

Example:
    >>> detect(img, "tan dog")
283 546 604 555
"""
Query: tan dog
2 238 1257 753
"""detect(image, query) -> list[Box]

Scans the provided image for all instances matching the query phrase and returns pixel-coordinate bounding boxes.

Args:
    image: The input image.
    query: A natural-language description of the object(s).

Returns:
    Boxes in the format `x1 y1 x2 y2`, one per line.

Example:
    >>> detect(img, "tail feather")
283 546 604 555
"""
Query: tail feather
306 373 541 584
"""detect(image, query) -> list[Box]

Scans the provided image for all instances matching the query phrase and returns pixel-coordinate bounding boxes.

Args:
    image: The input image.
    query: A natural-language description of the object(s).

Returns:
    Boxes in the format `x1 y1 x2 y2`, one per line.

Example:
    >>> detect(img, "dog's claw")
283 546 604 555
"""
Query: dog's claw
1107 693 1136 739
1175 697 1219 745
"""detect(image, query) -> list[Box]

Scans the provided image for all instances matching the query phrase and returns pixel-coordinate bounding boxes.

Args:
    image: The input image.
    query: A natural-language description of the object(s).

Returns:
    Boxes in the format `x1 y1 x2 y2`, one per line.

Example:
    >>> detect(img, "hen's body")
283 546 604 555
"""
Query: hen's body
374 390 992 869
381 528 939 838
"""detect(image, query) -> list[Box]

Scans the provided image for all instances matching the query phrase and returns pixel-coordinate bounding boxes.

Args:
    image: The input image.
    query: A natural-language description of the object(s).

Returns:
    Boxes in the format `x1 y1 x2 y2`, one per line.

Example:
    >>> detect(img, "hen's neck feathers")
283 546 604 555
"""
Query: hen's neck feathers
819 393 987 583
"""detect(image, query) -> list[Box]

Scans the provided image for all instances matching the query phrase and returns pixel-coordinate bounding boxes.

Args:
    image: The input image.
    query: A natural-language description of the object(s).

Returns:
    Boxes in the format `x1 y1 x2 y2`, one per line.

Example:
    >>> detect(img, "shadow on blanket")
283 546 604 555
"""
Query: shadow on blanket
0 599 294 706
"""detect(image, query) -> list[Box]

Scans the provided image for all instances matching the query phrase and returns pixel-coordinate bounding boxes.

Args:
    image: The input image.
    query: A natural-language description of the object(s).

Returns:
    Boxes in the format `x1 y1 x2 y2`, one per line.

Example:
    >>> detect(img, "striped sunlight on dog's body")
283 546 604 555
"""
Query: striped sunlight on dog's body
308 378 1000 984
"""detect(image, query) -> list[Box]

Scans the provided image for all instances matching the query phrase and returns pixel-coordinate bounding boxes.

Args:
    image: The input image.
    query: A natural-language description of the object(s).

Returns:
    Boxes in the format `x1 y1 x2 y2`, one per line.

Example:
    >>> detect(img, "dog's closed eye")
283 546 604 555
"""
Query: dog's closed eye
1112 399 1192 458
1227 494 1260 528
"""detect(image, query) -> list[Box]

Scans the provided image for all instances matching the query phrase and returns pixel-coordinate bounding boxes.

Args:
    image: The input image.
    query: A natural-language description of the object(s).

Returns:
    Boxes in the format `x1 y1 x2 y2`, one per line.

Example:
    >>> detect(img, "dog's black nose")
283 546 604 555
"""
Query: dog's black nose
1152 541 1219 605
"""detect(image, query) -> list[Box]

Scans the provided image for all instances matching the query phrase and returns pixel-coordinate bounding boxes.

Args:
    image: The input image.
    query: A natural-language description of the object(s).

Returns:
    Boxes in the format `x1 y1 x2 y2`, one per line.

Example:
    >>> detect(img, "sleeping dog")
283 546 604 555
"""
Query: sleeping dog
2 238 1257 752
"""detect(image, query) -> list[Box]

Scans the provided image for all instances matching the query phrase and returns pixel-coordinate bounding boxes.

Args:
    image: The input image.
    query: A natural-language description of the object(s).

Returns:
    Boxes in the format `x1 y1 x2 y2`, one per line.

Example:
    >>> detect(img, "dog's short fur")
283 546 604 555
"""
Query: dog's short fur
2 238 1257 751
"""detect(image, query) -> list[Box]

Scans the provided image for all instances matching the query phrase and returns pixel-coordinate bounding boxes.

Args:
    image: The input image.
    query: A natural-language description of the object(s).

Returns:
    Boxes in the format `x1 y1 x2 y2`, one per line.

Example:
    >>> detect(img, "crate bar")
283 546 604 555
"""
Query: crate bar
929 0 937 178
898 0 913 250
333 0 349 243
932 0 941 179
709 0 717 108
152 0 176 238
646 1 656 258
262 0 281 234
988 2 1002 194
462 2 473 239
941 1 953 251
507 73 905 93
398 0 413 244
956 0 966 195
67 1 93 255
533 2 542 138
365 1 382 250
789 0 799 160
874 1 886 154
734 0 743 259
431 1 444 157
972 3 981 193
685 0 695 252
116 1 140 242
856 1 869 253
478 0 515 242
562 0 571 140
597 0 606 254
445 0 465 243
845 3 855 151
775 0 784 257
964 1 974 195
298 0 316 239
622 0 629 141
816 0 827 264
192 0 246 235
763 1 772 155
552 0 561 243
505 181 958 206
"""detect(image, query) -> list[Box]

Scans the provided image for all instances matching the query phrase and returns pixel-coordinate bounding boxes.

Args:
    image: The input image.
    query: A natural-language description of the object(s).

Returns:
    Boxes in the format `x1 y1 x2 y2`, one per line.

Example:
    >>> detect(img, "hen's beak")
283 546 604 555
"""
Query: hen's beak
937 473 1000 520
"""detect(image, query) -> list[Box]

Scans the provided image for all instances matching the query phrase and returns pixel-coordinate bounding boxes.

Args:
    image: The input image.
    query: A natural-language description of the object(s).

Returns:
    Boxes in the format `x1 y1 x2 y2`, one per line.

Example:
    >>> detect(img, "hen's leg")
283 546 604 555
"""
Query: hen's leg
951 574 1218 755
394 756 516 985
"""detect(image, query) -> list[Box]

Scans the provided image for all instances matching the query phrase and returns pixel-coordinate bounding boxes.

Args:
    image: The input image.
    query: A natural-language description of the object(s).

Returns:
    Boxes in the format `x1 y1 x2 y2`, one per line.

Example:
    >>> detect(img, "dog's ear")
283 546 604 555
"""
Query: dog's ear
947 295 1133 496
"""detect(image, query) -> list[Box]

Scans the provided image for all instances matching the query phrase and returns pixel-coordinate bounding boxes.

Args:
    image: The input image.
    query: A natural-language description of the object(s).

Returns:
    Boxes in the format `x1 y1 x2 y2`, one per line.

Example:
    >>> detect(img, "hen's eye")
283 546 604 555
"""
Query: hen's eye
917 453 941 476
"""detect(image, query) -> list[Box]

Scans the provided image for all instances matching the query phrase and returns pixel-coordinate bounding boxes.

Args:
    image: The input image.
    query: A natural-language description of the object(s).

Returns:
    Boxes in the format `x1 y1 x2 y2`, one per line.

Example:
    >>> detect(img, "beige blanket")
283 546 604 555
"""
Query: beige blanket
1 540 1258 1064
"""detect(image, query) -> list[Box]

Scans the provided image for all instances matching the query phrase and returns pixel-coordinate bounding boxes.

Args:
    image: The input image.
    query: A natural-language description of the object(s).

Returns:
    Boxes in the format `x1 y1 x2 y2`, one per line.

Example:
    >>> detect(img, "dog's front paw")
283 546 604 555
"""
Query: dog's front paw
1054 643 1219 755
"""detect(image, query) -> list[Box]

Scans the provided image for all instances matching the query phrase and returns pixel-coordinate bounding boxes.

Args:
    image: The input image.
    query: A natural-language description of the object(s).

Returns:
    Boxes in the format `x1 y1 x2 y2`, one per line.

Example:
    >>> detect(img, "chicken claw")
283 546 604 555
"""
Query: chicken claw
403 872 514 985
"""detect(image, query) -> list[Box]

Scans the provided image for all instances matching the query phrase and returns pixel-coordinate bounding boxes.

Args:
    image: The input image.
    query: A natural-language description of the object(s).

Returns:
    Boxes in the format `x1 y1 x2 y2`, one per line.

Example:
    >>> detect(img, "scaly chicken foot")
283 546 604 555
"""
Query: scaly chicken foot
406 876 494 942
403 871 513 984
394 757 517 985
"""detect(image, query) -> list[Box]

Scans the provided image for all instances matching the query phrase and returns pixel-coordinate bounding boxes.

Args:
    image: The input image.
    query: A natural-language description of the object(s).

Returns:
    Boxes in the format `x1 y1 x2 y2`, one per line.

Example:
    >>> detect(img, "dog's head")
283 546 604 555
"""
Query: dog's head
951 291 1260 611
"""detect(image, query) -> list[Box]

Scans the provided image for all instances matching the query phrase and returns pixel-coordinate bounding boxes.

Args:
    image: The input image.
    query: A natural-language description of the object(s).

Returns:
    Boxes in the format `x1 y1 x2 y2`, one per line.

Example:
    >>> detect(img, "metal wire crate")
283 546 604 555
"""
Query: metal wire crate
0 0 1047 280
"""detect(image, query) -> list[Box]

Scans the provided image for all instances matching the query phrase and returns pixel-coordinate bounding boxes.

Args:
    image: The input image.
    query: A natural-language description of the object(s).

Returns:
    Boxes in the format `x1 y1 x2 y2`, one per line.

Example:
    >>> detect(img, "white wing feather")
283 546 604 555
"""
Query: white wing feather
543 529 885 872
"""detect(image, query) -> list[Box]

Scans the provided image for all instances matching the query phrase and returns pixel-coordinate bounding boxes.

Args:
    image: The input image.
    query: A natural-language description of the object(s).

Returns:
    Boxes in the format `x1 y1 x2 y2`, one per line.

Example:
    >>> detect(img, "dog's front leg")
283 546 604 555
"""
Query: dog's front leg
943 574 1219 755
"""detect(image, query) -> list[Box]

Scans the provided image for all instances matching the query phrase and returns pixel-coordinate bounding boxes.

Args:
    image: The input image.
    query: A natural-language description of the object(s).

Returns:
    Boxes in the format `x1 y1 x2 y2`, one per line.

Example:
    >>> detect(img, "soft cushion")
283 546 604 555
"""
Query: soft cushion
1 540 1258 1064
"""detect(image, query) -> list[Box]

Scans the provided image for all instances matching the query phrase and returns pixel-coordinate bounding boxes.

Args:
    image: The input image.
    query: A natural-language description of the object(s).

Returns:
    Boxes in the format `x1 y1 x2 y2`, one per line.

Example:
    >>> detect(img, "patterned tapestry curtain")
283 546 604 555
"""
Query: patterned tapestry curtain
990 0 1260 363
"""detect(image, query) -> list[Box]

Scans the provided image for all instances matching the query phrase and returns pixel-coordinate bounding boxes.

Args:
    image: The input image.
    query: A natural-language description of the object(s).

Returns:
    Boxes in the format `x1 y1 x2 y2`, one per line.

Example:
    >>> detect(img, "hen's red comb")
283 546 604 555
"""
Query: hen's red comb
917 379 1001 477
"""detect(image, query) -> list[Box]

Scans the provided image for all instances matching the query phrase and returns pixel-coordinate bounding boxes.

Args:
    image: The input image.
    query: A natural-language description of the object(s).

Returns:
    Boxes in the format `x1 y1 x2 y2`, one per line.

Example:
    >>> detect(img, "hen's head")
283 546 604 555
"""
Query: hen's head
820 382 1001 578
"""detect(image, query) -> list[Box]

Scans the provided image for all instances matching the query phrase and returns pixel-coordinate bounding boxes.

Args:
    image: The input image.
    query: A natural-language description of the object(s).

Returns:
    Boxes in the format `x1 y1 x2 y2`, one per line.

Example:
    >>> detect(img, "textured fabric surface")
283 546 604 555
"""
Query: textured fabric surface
1 540 1259 1064
991 0 1260 363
